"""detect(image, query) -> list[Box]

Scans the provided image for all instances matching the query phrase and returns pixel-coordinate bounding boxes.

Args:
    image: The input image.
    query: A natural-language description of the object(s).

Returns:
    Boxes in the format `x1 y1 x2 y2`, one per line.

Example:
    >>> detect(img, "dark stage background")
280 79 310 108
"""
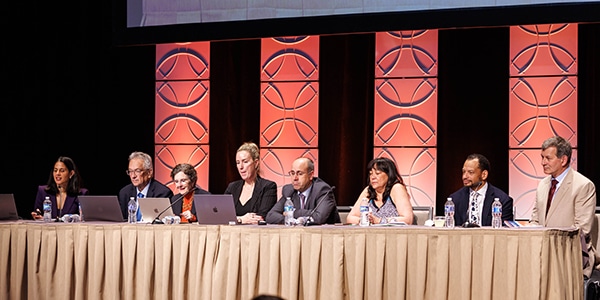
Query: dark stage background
2 2 598 219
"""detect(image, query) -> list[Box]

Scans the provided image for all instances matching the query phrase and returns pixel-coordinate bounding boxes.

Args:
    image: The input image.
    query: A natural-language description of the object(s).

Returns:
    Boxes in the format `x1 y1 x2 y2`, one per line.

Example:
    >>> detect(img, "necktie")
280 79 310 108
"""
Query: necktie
299 193 306 210
469 191 479 225
137 193 144 221
546 179 558 215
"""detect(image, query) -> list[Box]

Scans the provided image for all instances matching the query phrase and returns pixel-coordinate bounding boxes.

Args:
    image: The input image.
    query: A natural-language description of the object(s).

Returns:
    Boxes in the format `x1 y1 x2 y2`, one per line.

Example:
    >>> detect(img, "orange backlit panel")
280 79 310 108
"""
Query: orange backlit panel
156 42 210 80
261 36 319 81
155 80 210 144
509 76 577 148
375 30 438 78
155 42 211 188
510 24 577 76
155 144 210 193
374 78 437 147
509 149 577 219
374 147 437 209
260 81 319 148
260 148 319 199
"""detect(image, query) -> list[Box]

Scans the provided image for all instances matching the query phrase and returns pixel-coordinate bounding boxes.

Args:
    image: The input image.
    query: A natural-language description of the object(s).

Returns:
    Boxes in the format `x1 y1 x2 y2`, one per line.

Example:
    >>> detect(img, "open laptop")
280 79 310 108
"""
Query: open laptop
138 197 174 223
0 194 20 221
194 194 237 225
78 195 125 222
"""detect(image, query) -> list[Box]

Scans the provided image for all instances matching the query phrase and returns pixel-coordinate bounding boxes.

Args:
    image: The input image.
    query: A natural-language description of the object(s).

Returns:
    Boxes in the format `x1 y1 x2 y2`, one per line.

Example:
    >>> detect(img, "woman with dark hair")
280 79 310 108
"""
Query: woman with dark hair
346 157 414 225
31 156 88 220
169 163 209 223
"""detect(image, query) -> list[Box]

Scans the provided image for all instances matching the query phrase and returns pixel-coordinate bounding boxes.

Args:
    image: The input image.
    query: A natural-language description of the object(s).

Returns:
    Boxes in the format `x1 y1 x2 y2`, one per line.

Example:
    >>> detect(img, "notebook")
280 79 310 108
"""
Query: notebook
138 197 174 223
0 194 20 221
78 195 125 222
194 194 237 225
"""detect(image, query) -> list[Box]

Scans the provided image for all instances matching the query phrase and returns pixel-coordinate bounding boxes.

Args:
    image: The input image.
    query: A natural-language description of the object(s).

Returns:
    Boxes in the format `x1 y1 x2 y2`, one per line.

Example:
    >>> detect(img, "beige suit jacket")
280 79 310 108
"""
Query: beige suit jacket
530 168 597 278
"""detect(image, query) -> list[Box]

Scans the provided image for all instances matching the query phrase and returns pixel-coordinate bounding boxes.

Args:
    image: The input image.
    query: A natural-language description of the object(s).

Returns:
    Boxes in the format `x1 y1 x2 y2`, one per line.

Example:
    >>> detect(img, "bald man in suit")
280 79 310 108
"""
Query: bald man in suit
529 136 598 279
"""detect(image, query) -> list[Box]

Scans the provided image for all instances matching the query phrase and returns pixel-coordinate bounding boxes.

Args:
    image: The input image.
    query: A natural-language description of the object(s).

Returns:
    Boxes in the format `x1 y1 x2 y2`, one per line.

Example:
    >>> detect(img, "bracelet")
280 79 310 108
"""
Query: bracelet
237 217 242 224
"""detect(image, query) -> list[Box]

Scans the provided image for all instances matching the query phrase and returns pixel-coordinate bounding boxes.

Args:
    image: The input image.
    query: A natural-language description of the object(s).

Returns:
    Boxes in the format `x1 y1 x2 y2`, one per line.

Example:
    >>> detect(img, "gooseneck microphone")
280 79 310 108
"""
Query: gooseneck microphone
152 188 196 224
304 186 336 226
463 181 483 228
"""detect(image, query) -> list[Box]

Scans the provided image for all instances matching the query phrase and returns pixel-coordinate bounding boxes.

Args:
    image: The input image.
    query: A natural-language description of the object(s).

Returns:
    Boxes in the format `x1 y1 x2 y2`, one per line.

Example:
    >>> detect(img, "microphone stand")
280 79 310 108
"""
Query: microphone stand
152 188 195 224
304 186 335 226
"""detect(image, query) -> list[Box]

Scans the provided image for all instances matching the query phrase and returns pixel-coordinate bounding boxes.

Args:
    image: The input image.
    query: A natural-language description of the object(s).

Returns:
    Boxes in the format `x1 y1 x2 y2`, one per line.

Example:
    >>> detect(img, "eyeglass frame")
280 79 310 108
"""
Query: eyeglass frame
126 169 146 176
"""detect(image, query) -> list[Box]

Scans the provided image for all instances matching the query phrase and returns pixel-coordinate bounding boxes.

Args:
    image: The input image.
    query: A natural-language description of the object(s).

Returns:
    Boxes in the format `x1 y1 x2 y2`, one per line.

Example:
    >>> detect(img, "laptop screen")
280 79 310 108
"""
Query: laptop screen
194 194 237 225
0 194 19 220
78 195 125 222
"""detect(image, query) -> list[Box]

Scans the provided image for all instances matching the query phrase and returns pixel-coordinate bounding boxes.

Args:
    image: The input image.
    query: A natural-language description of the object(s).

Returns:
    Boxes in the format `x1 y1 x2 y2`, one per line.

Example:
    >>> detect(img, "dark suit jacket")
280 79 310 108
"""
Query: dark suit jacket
448 183 513 226
118 179 174 219
266 177 340 225
169 186 210 222
34 185 89 218
224 176 277 218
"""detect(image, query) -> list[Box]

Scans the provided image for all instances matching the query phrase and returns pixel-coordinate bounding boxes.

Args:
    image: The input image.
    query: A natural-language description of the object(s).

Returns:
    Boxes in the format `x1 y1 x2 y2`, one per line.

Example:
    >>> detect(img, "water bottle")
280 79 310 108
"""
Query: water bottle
43 196 52 222
492 197 502 228
78 201 84 222
284 197 295 226
127 197 137 224
359 198 370 226
444 197 455 228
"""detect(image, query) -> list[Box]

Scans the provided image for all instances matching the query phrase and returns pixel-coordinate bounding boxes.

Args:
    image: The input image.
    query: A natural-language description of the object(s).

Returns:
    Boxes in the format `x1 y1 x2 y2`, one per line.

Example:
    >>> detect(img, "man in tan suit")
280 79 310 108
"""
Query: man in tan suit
529 136 598 279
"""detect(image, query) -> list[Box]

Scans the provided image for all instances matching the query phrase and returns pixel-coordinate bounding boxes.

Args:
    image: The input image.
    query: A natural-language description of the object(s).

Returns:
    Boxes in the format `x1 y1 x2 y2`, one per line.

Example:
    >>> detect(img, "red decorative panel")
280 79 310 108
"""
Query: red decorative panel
509 76 577 148
155 42 211 188
374 78 437 147
509 149 577 219
260 82 319 148
509 23 578 219
156 42 210 80
261 149 319 198
155 80 210 144
374 147 437 209
374 31 438 209
510 24 577 76
261 36 319 81
375 30 438 77
155 144 210 193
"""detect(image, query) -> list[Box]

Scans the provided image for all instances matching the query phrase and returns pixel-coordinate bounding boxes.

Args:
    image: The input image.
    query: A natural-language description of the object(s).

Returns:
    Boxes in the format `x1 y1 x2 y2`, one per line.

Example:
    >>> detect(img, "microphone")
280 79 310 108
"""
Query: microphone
463 181 483 228
303 186 336 226
152 188 196 224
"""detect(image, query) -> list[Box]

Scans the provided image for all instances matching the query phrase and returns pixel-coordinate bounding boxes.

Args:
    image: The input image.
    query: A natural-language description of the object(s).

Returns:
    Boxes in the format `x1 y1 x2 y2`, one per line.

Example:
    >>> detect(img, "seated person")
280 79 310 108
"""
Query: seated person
32 156 88 220
448 153 513 227
224 142 277 224
170 163 209 223
118 151 173 220
266 157 340 225
346 157 414 225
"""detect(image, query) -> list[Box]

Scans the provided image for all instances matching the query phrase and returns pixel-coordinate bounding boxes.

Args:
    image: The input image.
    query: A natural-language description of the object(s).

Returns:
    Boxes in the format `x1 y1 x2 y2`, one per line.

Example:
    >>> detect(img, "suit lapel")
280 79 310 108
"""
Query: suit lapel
546 169 573 222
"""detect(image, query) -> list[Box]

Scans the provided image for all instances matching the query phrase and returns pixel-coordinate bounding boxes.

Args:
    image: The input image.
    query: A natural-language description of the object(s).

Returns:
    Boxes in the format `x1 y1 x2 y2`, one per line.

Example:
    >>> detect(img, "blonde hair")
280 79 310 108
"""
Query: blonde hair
237 142 261 174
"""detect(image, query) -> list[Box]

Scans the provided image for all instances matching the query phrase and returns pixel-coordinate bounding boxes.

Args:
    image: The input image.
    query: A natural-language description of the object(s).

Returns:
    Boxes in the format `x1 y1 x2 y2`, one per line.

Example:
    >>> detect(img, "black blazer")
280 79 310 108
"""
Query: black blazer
266 177 340 225
448 183 514 226
169 186 210 222
118 179 174 219
224 176 277 218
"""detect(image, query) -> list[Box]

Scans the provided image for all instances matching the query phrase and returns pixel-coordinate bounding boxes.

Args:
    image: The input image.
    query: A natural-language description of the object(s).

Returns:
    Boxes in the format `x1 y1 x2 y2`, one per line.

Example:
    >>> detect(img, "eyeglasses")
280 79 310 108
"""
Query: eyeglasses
126 169 145 176
288 170 308 177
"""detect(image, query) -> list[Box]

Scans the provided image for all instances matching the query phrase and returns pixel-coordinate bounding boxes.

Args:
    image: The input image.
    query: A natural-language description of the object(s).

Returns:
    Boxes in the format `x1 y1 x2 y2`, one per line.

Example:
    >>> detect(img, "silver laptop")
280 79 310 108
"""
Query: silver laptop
138 197 174 223
194 194 237 225
78 195 125 222
0 194 20 221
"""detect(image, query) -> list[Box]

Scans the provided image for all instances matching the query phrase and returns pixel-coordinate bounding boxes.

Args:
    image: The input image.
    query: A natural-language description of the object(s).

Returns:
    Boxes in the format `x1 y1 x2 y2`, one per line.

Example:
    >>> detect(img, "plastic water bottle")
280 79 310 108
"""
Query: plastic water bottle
492 197 502 228
359 198 370 226
444 197 455 228
127 197 137 224
43 196 52 222
78 201 84 222
284 197 295 226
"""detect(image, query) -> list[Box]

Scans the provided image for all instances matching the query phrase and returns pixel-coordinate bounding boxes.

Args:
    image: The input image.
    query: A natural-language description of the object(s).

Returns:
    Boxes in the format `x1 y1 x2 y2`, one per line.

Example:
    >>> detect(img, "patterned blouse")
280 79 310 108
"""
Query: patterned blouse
369 196 398 222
